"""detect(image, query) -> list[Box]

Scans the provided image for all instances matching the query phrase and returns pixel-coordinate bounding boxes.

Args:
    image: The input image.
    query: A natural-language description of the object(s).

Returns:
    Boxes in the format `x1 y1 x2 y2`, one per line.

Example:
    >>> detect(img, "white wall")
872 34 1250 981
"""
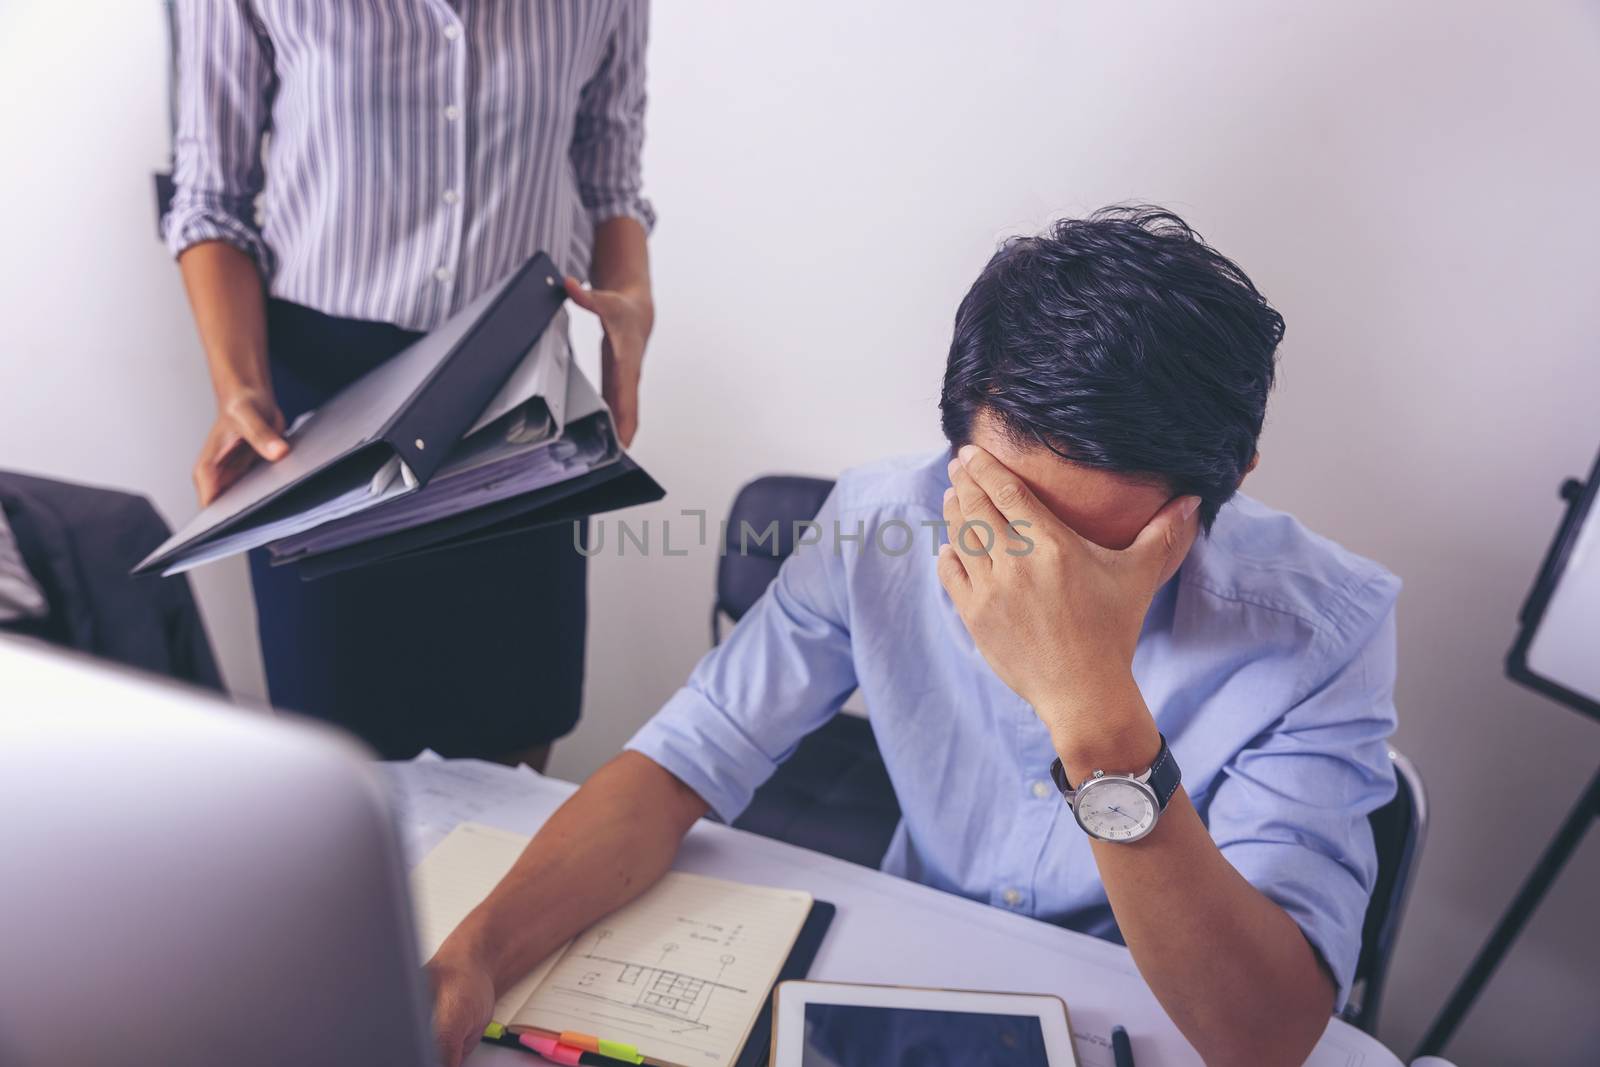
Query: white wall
3 2 1597 1063
0 2 267 700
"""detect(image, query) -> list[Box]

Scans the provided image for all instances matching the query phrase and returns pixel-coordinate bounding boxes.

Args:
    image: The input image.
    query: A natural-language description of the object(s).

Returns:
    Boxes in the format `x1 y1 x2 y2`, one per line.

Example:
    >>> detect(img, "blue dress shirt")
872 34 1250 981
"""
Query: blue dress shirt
628 450 1400 1007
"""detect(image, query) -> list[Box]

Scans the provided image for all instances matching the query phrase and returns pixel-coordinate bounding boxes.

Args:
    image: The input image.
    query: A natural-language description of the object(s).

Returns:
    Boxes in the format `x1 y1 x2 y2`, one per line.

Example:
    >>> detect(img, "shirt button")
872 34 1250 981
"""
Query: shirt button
434 266 454 283
1031 780 1052 800
442 189 460 205
443 24 462 40
444 104 462 121
1002 888 1023 907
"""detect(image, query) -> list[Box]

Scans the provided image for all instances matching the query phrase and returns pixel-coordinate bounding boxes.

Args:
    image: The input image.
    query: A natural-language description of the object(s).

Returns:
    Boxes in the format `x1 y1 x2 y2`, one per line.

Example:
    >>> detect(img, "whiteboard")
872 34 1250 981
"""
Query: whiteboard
1525 479 1600 708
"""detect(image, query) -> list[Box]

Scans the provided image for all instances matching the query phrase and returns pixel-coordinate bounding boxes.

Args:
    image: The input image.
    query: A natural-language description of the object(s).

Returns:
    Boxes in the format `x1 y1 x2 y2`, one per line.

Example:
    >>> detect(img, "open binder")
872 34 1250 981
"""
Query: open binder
134 253 663 578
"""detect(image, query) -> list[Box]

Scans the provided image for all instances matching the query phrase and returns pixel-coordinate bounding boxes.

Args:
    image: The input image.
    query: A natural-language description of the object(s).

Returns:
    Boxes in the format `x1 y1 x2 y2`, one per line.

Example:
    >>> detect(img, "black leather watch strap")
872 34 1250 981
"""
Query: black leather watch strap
1143 737 1182 808
1050 734 1182 811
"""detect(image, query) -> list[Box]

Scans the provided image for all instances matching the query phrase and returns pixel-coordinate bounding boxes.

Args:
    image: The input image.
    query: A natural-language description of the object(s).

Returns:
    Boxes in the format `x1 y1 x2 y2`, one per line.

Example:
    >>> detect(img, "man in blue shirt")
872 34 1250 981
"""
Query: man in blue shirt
428 207 1400 1066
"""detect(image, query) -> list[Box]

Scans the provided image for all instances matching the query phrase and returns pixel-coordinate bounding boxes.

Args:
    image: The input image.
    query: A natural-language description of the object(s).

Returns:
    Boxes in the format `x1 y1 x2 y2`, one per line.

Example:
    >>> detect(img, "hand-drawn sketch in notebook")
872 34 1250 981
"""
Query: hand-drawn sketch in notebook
411 823 815 1067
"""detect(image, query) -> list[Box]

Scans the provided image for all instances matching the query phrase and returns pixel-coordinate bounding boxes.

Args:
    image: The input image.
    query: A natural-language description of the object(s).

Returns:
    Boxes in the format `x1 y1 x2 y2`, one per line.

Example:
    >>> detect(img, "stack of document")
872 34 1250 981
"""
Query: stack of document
135 253 663 579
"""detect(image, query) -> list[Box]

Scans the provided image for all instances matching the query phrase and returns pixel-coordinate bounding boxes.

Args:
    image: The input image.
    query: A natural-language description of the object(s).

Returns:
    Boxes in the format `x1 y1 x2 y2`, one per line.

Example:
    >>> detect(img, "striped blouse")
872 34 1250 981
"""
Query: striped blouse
164 0 655 332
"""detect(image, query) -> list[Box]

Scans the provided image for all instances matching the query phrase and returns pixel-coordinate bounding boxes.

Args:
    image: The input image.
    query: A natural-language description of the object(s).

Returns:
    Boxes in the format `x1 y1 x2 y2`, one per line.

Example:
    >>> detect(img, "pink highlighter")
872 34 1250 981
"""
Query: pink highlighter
519 1033 587 1065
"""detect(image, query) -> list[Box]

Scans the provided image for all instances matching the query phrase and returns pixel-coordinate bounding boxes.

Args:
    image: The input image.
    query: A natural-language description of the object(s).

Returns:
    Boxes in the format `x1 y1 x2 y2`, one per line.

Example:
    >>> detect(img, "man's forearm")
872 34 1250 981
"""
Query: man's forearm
1054 683 1334 1066
1092 795 1333 1065
177 240 271 400
435 752 708 997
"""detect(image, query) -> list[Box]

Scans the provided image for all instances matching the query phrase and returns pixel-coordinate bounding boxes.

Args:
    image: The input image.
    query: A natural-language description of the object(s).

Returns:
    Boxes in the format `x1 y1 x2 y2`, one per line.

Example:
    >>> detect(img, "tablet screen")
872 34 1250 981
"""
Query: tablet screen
800 1003 1050 1067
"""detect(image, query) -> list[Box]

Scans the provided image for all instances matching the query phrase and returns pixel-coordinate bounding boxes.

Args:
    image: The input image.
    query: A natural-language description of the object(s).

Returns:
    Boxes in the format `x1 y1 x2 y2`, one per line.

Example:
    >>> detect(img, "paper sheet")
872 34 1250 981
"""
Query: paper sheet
379 755 546 863
161 454 412 576
469 307 572 434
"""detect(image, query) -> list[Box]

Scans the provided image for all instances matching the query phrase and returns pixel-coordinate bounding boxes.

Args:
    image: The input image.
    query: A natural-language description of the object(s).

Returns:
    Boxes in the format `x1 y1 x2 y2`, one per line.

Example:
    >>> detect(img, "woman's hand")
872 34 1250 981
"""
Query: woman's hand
564 276 653 447
192 387 289 506
177 241 284 505
426 949 498 1067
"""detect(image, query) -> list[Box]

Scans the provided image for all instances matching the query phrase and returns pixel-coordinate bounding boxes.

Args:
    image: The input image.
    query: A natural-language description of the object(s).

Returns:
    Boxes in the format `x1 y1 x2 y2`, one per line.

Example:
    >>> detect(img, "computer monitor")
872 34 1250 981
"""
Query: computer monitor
0 637 437 1067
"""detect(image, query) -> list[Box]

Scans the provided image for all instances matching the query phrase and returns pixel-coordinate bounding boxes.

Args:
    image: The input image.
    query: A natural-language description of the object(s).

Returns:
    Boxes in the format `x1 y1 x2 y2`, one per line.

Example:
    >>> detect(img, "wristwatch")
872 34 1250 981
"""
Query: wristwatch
1050 735 1181 843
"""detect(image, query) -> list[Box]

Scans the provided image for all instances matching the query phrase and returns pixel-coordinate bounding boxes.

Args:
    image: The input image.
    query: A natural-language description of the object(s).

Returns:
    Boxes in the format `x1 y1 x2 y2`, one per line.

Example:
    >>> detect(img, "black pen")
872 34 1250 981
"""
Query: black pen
1110 1024 1136 1067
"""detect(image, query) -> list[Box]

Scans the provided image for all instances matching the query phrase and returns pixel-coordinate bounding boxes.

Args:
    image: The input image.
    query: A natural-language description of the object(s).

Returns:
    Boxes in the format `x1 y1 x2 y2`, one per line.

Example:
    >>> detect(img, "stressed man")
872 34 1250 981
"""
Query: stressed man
427 207 1400 1066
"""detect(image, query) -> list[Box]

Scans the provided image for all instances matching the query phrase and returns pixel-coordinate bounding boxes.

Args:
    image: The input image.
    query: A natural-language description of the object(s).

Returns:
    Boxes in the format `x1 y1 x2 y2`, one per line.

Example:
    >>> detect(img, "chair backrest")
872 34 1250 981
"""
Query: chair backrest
1344 748 1428 1033
712 475 836 642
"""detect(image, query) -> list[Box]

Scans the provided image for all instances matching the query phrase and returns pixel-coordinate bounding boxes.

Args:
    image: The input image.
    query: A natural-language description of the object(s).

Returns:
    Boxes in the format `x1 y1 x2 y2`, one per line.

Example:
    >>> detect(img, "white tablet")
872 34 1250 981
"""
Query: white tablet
770 980 1078 1067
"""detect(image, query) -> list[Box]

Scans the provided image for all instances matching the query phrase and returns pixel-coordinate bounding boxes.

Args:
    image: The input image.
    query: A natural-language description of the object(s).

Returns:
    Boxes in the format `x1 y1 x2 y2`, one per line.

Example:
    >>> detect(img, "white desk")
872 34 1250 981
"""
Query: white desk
383 757 1403 1067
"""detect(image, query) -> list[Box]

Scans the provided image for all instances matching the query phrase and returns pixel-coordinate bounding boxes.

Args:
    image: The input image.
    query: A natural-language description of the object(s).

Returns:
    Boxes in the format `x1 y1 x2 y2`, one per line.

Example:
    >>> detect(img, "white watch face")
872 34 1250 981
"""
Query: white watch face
1073 776 1159 842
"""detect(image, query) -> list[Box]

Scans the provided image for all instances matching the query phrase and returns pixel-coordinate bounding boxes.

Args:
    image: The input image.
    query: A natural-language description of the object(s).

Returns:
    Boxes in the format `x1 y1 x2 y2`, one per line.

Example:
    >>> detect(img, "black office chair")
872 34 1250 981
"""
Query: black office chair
1342 748 1428 1034
714 476 902 868
713 476 1429 1031
710 475 836 645
0 470 222 690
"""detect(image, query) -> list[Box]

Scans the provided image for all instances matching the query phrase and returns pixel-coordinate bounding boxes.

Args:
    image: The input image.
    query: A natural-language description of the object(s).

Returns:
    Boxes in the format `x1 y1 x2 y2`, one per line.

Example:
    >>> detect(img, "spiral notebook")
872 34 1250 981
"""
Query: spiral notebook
412 822 834 1067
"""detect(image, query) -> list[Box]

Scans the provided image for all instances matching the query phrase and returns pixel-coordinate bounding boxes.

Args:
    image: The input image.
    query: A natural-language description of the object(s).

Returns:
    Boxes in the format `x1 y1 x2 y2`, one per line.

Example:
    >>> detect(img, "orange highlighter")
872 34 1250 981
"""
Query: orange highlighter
518 1034 587 1065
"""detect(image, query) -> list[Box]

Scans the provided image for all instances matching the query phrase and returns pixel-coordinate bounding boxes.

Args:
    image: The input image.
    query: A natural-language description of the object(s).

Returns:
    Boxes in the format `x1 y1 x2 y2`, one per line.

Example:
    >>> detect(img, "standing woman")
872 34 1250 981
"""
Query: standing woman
164 1 654 764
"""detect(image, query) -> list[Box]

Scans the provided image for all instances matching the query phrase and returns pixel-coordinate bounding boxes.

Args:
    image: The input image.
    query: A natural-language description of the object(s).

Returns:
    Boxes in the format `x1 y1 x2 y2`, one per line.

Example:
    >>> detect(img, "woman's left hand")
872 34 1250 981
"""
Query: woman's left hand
564 276 653 447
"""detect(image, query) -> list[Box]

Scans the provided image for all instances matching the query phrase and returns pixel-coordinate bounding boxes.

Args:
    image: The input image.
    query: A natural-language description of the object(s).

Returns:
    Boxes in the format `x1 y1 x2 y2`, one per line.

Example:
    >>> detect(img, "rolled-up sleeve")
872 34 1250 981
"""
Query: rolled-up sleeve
1205 581 1401 1011
627 489 858 821
162 0 275 273
569 1 656 233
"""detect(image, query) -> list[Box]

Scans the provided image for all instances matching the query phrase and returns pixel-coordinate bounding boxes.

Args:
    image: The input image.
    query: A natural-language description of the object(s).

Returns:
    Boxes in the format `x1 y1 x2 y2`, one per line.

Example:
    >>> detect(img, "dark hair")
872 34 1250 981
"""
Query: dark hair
939 205 1283 530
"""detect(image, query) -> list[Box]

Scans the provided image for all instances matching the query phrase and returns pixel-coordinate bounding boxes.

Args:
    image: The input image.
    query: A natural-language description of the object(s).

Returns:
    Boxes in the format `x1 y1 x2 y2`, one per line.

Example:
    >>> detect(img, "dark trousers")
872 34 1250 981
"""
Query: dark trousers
249 300 586 759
